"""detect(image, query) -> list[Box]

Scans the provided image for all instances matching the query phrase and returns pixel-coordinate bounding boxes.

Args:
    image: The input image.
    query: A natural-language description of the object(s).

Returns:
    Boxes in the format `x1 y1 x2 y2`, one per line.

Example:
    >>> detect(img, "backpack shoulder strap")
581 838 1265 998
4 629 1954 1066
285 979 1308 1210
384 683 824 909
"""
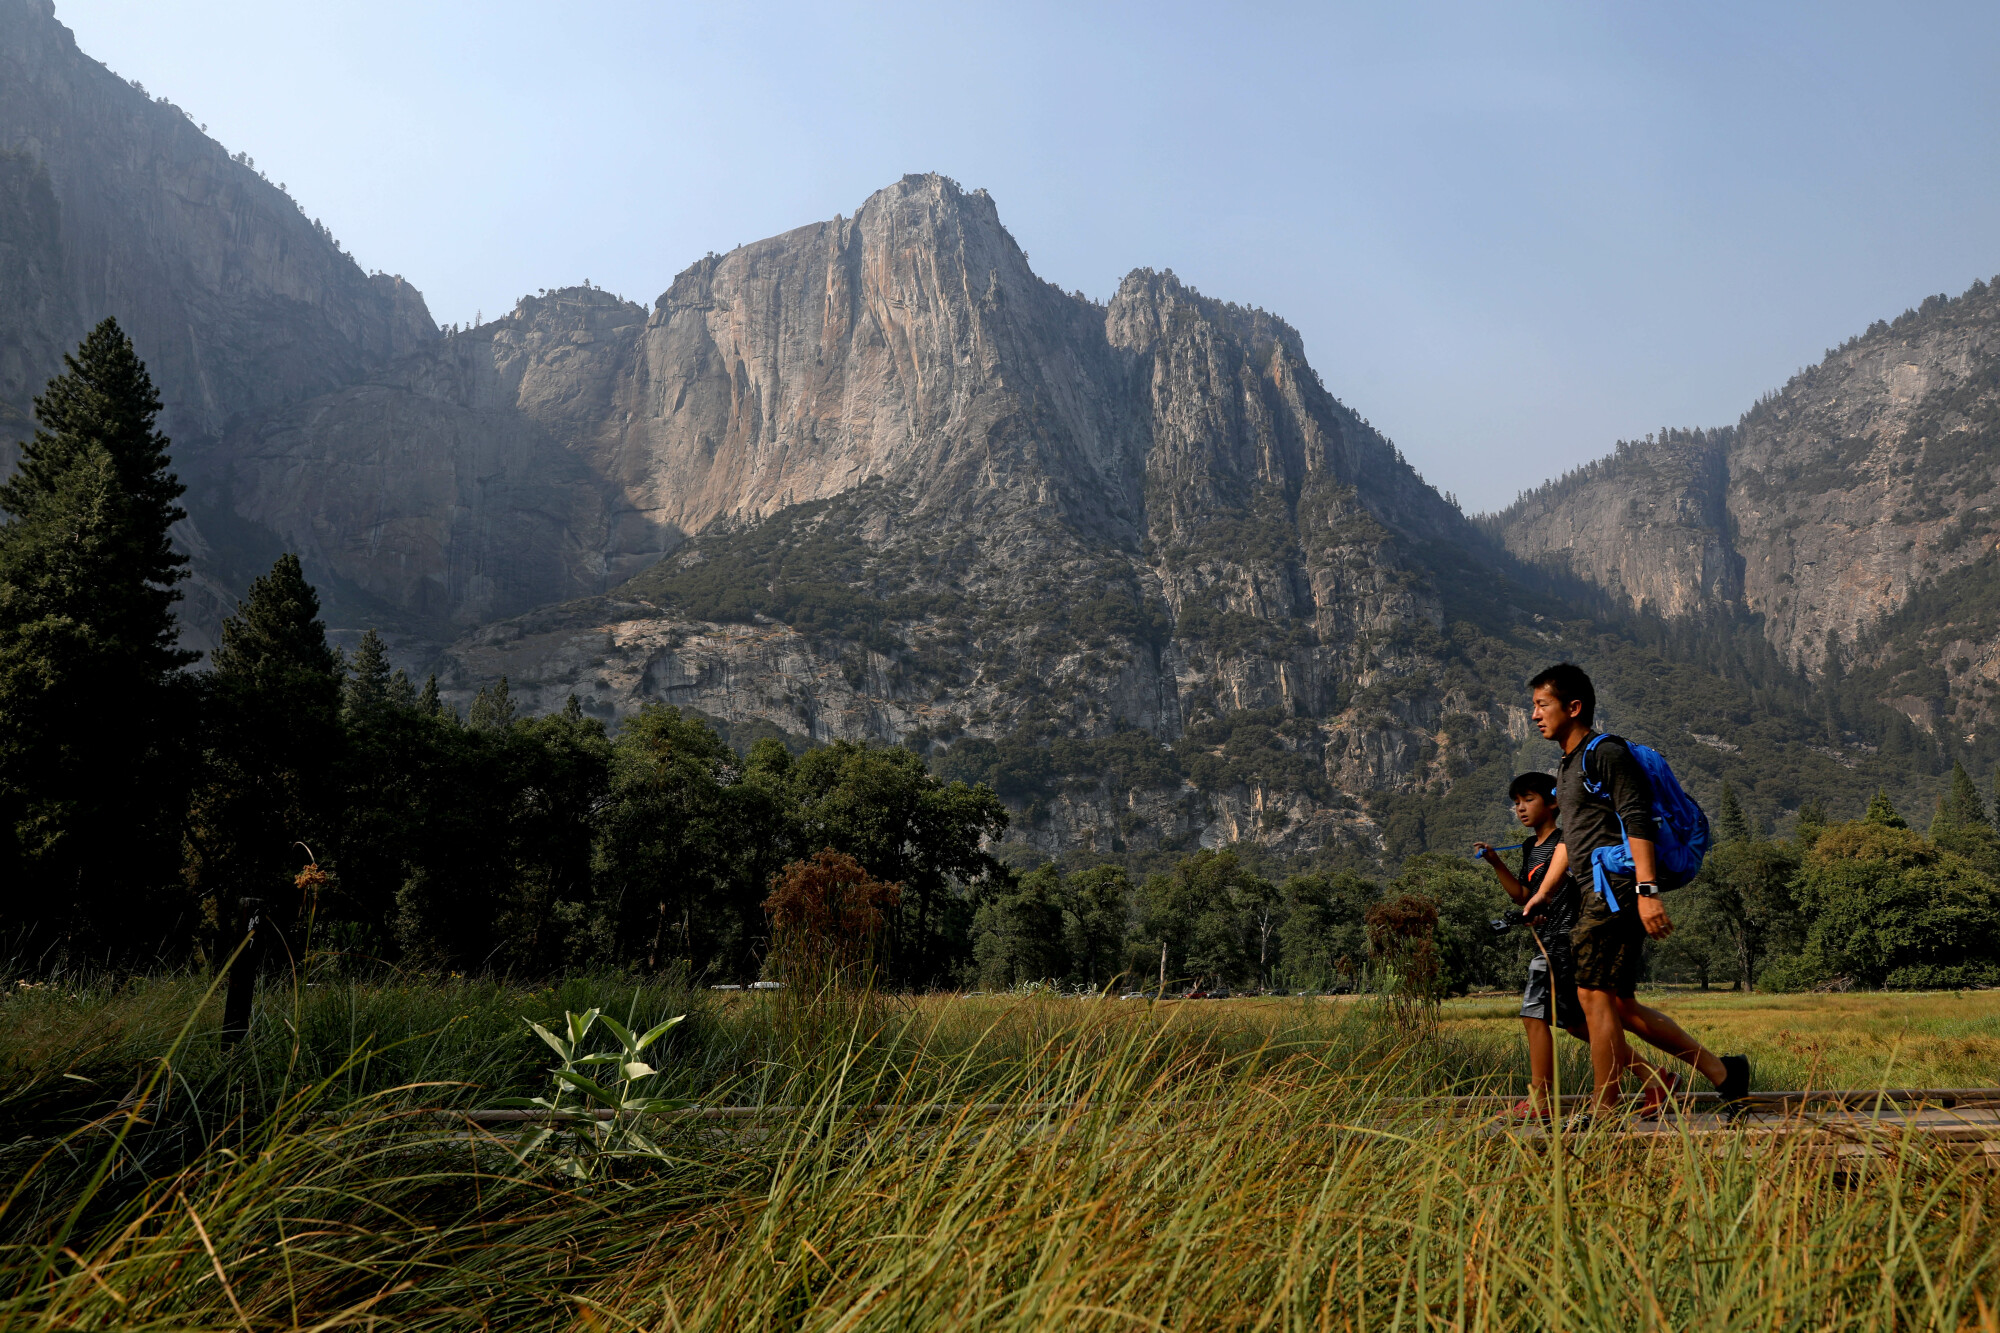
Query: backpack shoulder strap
1580 733 1620 800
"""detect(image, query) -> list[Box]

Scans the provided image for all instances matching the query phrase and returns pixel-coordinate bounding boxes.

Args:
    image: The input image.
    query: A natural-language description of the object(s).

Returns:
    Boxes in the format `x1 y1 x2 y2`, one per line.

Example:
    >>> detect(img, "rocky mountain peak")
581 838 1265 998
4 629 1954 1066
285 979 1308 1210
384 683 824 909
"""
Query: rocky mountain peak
1493 276 2000 673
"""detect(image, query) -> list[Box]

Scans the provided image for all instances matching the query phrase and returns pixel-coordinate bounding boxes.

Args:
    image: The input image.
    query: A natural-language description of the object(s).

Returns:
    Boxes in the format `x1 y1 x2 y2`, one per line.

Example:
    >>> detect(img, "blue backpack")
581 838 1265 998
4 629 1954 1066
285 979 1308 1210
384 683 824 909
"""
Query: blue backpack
1579 734 1712 911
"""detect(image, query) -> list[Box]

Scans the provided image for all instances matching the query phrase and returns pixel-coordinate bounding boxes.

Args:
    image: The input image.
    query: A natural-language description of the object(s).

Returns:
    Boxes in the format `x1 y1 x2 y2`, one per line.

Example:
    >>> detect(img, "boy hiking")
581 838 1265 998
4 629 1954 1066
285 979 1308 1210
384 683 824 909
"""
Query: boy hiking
1475 773 1670 1119
1528 663 1752 1117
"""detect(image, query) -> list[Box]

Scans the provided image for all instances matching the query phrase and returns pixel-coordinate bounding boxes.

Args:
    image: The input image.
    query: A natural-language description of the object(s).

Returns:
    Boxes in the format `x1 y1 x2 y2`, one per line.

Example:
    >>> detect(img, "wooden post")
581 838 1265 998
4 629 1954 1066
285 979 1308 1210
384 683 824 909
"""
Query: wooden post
222 897 263 1048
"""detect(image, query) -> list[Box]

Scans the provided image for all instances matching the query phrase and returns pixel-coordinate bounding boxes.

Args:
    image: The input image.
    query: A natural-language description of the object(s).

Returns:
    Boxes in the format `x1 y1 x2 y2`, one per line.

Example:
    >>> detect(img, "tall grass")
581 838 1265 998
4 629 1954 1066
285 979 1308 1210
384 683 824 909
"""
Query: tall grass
2 979 1996 1330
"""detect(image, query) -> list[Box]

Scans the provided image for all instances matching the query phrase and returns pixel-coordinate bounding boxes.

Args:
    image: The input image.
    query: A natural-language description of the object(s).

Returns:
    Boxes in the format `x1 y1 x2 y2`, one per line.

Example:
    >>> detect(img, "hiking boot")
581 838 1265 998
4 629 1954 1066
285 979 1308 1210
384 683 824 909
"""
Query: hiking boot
1639 1069 1683 1119
1716 1054 1752 1116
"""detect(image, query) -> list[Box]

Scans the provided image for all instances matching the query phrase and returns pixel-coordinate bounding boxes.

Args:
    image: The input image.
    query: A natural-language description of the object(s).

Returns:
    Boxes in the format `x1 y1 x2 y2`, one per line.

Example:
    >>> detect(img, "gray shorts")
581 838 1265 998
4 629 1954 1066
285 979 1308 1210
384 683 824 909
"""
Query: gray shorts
1521 949 1586 1035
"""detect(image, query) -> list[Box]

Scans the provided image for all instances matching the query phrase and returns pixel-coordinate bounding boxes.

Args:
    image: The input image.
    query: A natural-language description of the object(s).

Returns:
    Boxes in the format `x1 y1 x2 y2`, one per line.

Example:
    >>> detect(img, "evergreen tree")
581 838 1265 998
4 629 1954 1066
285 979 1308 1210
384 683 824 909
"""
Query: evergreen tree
186 554 343 954
1930 761 2000 880
1931 761 1989 833
386 668 416 710
418 673 443 716
1864 790 1907 829
0 319 191 676
468 676 516 730
1716 782 1751 843
1795 796 1829 846
344 629 393 716
0 320 195 952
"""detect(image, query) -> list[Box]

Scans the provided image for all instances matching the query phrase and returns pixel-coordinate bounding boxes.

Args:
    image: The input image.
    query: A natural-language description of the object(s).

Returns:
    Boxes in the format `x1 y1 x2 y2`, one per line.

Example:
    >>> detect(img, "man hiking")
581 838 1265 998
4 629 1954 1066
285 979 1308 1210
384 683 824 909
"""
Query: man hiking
1528 662 1751 1117
1475 772 1670 1119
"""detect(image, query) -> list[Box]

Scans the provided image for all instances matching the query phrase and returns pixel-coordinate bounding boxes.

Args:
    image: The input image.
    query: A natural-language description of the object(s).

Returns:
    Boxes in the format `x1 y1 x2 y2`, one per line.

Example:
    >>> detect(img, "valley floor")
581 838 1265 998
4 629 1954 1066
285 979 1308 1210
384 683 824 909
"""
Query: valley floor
2 976 1996 1330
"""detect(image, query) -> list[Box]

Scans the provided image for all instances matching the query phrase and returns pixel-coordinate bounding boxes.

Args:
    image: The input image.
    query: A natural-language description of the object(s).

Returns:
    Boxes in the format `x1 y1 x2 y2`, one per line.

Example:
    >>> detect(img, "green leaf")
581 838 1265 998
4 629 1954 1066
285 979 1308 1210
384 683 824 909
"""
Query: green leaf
622 1061 656 1079
575 1053 621 1065
635 1014 686 1051
553 1069 622 1104
599 1014 638 1054
526 1020 569 1060
567 1008 601 1045
632 1097 692 1114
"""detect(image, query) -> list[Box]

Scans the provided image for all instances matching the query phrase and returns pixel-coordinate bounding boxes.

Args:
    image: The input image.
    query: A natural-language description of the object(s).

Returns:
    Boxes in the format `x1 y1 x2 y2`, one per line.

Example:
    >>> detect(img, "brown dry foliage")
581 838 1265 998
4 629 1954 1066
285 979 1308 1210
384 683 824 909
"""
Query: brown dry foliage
763 848 902 985
1365 891 1443 1020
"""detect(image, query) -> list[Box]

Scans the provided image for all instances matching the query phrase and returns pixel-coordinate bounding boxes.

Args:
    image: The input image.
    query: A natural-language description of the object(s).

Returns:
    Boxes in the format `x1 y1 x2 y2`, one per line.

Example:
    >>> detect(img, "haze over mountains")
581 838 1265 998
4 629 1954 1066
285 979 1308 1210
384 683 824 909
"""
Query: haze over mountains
5 0 1998 866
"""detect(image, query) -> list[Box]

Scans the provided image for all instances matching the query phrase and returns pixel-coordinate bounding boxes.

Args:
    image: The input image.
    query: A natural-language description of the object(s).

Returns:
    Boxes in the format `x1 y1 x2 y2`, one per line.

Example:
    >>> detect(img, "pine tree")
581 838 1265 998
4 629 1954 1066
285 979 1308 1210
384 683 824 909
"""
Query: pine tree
186 554 344 952
468 676 516 730
0 320 196 951
0 318 192 677
1932 761 1990 833
1864 789 1907 829
418 673 443 716
1716 782 1751 843
211 554 338 685
344 628 392 716
1930 761 2000 879
1794 797 1828 847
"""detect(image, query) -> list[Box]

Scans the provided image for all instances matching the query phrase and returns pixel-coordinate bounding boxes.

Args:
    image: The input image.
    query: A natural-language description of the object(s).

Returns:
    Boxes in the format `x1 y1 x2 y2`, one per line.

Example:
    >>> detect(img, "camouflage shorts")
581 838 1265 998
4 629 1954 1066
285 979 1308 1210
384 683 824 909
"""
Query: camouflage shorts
1570 875 1644 998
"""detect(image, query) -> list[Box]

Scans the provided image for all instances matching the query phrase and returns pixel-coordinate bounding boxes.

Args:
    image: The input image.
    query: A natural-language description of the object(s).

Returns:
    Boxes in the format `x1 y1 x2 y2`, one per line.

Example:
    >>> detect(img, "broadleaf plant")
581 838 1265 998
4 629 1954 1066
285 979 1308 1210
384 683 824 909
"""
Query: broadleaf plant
494 1007 689 1178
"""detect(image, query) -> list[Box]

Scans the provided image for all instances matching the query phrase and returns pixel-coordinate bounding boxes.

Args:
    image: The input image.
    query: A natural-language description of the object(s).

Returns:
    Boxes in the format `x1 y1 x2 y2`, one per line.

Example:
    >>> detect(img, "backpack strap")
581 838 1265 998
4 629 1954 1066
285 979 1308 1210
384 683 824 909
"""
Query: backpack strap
1580 734 1630 911
1579 733 1619 800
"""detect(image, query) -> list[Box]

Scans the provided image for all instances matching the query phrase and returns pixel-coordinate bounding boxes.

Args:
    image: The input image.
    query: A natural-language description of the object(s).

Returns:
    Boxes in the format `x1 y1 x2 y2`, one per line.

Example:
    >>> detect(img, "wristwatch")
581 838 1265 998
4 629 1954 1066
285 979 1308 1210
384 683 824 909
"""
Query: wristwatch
1635 882 1662 899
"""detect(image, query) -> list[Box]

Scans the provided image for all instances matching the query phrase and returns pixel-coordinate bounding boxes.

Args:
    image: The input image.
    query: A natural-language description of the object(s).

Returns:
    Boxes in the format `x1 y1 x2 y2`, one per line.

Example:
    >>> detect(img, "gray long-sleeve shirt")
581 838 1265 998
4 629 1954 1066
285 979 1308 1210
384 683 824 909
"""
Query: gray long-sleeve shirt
1554 733 1659 872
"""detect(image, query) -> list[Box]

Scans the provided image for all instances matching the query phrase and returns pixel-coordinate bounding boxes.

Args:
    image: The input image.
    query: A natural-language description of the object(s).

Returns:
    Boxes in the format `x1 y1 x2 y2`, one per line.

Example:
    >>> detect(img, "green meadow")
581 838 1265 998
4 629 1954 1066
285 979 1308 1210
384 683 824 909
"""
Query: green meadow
1 975 1996 1331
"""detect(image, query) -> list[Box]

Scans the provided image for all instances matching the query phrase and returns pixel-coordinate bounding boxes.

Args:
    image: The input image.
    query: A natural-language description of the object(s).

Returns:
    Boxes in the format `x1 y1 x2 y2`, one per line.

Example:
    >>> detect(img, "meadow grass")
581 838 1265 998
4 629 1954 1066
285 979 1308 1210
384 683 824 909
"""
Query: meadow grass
1 976 1996 1330
1439 985 2000 1092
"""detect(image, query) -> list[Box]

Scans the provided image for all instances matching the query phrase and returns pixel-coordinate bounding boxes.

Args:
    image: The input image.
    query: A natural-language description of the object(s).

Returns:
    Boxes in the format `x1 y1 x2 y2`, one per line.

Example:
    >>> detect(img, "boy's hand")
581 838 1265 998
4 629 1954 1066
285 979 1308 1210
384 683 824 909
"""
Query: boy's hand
1472 842 1499 864
1638 896 1674 939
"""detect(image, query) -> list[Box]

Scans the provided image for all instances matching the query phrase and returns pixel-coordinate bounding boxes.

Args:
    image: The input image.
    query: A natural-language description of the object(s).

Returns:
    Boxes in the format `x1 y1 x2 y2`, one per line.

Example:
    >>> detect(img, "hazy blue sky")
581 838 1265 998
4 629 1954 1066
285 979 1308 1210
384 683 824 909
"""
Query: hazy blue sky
58 1 2000 508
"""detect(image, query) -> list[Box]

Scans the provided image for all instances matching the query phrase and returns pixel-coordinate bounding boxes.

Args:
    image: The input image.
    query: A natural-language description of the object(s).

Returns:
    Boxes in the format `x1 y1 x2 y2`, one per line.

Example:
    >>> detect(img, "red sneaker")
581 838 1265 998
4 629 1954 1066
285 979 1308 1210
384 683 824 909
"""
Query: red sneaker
1500 1098 1554 1123
1639 1069 1683 1118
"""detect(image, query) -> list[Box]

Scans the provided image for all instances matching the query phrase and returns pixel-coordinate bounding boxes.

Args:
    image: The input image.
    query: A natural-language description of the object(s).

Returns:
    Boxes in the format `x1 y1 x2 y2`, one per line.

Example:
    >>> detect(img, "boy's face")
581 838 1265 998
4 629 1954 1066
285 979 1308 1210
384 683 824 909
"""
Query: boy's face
1530 684 1581 740
1513 791 1553 829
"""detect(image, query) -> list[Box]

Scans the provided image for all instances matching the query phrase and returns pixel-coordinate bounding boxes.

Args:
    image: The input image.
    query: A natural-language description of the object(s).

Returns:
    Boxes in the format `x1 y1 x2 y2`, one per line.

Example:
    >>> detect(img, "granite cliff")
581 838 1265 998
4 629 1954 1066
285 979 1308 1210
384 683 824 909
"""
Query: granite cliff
190 169 1891 858
0 0 438 642
255 173 1503 857
1490 279 2000 740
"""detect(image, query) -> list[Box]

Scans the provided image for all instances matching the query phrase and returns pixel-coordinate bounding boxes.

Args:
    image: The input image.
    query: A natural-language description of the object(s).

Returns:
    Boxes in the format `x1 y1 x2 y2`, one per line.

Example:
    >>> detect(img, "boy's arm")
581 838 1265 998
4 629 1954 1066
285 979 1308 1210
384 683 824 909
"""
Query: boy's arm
1475 844 1531 903
1522 842 1567 917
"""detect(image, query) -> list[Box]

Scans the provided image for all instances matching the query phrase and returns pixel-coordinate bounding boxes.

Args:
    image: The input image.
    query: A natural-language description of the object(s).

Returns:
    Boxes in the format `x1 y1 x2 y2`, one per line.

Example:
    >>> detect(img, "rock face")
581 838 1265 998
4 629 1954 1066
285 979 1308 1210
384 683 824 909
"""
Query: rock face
1492 282 2000 676
223 175 1465 637
9 1 1911 856
0 0 438 644
1481 429 1738 620
386 175 1520 859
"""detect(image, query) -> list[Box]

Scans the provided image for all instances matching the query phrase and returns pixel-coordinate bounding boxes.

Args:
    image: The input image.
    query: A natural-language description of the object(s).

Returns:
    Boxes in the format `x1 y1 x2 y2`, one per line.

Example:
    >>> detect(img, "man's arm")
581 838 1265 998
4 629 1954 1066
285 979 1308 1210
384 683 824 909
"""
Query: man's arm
1602 740 1659 845
1603 741 1674 938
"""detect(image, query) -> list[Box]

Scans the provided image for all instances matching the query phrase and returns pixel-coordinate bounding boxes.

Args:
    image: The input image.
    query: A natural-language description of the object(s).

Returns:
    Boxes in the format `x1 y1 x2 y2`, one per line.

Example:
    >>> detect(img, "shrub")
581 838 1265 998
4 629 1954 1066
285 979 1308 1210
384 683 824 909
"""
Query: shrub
1794 821 2000 988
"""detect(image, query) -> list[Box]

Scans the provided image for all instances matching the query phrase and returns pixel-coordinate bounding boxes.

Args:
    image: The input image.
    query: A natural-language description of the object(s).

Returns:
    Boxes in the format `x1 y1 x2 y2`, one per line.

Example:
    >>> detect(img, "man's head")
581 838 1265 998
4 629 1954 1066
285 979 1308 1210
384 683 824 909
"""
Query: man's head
1529 662 1594 743
1508 771 1558 830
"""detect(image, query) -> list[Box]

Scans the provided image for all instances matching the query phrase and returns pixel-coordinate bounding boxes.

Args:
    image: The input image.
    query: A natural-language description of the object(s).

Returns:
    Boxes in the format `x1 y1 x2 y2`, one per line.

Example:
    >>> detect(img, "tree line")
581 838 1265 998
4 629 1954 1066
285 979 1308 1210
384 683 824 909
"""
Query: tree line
1653 773 2000 992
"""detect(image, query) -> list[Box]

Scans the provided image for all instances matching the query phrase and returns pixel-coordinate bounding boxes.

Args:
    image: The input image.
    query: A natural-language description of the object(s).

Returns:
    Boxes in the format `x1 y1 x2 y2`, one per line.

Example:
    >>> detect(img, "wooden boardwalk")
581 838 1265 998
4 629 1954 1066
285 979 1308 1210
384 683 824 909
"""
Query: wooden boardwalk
457 1087 2000 1149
